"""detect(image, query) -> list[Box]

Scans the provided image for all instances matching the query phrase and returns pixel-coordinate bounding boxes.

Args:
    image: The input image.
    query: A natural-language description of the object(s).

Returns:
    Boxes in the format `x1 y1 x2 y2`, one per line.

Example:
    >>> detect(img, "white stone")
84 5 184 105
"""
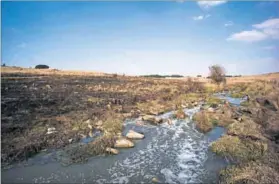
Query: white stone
114 138 134 148
106 147 119 155
126 130 144 139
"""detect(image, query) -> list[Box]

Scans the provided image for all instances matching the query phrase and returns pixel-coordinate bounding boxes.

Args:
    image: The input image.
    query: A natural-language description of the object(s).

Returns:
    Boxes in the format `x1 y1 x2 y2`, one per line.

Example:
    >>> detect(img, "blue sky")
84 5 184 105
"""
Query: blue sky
1 1 279 76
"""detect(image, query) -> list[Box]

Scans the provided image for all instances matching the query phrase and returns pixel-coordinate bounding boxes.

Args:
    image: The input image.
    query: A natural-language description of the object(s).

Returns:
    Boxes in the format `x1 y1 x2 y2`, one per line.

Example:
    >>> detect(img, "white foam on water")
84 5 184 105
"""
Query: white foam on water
97 106 212 183
161 168 177 183
3 105 221 184
110 175 131 184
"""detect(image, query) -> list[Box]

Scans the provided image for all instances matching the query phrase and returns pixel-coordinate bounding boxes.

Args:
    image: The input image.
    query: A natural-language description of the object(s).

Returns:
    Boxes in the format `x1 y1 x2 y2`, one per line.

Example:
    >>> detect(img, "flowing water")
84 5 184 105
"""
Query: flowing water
2 95 242 184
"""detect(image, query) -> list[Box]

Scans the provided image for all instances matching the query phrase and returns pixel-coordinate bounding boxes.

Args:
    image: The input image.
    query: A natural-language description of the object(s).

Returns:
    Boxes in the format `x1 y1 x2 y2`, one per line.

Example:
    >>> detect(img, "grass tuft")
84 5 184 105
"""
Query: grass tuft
211 135 267 162
193 111 213 133
219 162 279 184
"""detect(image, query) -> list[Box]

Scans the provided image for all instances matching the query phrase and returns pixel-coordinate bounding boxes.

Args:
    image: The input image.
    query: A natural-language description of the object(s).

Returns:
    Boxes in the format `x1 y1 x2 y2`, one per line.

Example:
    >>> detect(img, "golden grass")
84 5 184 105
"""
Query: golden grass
211 135 267 162
193 111 213 133
3 66 278 82
205 96 223 107
102 112 123 136
219 162 279 184
227 119 266 141
188 73 279 84
1 66 106 76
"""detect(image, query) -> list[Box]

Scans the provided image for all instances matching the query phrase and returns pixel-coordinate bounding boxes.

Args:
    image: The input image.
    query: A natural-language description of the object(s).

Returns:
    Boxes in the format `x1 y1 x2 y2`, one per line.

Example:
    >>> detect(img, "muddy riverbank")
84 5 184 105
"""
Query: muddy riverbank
2 69 279 183
2 93 244 184
2 106 229 184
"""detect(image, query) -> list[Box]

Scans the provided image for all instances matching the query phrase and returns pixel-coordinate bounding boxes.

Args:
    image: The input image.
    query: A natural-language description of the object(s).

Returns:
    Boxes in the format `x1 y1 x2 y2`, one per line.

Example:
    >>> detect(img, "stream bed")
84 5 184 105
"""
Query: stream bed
2 95 242 184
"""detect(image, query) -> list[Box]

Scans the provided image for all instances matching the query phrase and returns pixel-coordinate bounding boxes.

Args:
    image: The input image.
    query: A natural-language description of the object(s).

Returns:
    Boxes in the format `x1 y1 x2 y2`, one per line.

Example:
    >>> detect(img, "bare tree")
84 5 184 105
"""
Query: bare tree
209 65 226 86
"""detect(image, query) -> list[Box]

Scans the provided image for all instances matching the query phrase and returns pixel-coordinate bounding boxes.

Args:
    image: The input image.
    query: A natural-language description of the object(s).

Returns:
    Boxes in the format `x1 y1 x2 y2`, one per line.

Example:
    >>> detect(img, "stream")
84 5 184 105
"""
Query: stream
1 95 243 184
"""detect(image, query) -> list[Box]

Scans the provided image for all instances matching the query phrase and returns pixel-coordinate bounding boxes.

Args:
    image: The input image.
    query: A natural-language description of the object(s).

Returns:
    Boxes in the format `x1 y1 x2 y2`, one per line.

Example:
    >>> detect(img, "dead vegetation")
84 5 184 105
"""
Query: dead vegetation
1 67 206 165
211 135 267 162
219 162 279 184
2 67 279 183
193 111 213 132
211 80 279 183
192 101 239 133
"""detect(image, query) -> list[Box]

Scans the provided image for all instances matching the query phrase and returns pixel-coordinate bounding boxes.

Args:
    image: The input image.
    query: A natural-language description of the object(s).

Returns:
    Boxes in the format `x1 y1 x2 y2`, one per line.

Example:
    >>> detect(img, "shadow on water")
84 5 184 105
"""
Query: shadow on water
2 100 238 184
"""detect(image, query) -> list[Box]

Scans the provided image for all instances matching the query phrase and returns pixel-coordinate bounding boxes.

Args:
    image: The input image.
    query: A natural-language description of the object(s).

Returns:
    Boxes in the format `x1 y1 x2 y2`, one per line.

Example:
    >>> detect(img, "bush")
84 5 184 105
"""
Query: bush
193 111 213 133
209 65 226 86
35 64 49 69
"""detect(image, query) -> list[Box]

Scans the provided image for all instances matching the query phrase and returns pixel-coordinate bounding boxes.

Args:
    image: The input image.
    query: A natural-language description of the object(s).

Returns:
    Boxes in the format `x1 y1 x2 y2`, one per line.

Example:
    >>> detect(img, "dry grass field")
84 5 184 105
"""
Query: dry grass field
1 66 279 183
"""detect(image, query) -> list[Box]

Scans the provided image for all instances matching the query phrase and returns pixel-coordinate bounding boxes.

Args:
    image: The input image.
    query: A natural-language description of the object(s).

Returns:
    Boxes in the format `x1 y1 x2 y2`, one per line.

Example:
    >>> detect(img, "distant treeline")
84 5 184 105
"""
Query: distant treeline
141 74 184 78
206 75 242 78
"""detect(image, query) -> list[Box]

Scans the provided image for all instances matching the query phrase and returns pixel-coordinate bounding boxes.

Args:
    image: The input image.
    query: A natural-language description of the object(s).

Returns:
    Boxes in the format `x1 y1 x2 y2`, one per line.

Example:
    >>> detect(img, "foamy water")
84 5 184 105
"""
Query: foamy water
96 106 213 183
2 106 228 184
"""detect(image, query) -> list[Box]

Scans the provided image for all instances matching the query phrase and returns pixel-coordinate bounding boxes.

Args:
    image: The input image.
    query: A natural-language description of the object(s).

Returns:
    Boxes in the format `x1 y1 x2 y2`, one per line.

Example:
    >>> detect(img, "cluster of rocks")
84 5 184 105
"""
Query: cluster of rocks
105 130 145 155
105 107 193 154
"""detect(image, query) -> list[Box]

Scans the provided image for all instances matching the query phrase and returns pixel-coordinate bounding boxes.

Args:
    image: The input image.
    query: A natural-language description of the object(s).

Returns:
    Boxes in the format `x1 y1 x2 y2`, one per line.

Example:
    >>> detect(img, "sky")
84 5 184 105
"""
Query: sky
1 1 279 76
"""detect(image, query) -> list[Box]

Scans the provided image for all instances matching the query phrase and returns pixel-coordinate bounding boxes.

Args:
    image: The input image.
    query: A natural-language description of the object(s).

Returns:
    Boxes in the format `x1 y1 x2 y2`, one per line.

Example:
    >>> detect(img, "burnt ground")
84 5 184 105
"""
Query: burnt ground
2 69 279 183
1 73 204 166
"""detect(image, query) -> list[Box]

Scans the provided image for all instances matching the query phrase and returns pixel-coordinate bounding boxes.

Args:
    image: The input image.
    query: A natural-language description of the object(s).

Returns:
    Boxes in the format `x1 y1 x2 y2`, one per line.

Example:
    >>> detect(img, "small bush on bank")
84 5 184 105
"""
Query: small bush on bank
193 111 213 133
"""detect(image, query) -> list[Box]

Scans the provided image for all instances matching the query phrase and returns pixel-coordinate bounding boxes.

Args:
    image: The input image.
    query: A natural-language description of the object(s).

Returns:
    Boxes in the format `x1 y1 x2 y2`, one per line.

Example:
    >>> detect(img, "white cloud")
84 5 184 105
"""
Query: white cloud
227 18 279 42
197 1 227 9
253 18 279 29
227 30 268 42
262 28 279 39
253 18 279 39
193 14 211 21
224 21 234 27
